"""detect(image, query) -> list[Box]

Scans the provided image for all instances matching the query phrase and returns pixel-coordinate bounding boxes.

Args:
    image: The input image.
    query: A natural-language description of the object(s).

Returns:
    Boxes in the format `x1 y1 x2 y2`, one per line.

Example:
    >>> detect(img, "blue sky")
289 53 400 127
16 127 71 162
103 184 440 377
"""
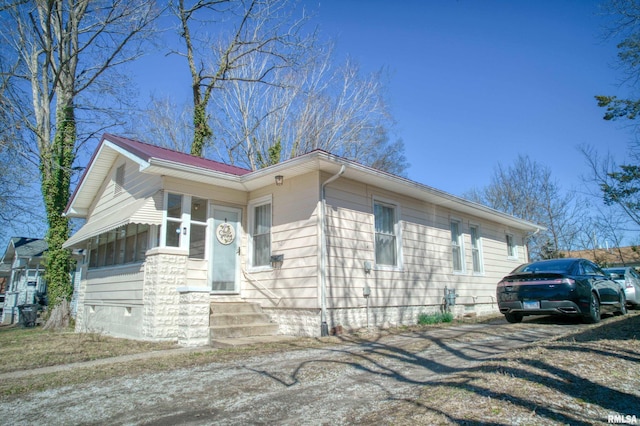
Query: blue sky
290 0 633 196
127 0 632 195
6 1 635 244
130 0 633 197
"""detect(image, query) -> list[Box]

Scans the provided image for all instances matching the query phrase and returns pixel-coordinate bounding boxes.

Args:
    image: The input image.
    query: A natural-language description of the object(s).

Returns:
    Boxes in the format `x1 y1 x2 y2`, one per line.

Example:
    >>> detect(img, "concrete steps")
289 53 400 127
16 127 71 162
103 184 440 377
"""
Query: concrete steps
210 302 278 339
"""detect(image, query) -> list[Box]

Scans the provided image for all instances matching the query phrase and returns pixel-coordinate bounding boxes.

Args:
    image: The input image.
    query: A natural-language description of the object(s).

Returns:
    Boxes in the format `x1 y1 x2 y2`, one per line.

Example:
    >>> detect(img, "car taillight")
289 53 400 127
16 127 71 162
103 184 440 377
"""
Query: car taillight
626 282 633 289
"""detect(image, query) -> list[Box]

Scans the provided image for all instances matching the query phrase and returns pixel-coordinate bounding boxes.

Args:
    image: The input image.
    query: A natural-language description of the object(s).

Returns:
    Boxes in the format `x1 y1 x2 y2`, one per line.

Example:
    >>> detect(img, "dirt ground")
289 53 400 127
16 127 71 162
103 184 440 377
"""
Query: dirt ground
0 313 638 425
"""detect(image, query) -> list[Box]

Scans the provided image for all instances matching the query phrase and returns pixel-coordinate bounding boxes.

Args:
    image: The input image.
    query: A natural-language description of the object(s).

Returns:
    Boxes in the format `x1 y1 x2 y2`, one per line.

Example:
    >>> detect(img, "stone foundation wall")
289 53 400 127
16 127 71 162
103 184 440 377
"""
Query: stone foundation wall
265 302 496 337
263 308 322 337
78 304 144 339
177 287 211 346
141 248 188 341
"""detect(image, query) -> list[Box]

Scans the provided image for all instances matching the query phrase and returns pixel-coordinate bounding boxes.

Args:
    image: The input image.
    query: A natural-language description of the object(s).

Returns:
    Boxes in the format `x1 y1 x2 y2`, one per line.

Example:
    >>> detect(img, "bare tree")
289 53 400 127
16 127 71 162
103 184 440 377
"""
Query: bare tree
580 144 640 227
1 0 160 310
173 0 312 157
210 45 408 173
465 155 578 260
0 47 46 244
131 95 194 153
141 7 408 174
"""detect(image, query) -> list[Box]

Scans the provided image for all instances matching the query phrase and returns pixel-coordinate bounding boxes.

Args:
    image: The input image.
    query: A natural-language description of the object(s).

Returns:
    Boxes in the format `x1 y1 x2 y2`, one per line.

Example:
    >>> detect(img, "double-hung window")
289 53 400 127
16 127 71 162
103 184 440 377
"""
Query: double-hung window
189 197 208 259
506 234 517 258
250 197 272 267
165 193 183 247
451 220 464 272
470 225 483 273
374 201 398 267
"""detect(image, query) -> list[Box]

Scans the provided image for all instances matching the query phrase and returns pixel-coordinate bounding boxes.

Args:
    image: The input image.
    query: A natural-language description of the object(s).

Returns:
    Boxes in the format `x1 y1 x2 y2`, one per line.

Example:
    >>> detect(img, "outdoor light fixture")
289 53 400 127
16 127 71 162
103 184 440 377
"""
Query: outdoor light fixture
275 175 284 186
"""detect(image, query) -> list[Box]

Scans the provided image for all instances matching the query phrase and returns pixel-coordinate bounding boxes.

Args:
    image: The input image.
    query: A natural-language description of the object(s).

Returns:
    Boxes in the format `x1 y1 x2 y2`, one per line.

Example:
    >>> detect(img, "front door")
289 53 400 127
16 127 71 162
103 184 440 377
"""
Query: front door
210 206 241 293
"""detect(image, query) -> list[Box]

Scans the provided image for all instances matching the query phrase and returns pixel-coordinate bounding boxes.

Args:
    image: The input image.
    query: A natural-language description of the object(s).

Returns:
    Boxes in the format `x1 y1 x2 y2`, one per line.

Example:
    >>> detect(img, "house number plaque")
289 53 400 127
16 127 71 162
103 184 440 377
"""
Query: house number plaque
216 222 235 245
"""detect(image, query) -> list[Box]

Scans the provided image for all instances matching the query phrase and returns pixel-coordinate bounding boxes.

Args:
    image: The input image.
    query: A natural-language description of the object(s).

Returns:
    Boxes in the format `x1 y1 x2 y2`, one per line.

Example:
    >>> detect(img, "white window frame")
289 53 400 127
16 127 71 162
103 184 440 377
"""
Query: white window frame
470 224 484 274
450 218 465 273
162 192 186 249
506 233 518 259
248 195 272 271
188 196 208 260
373 198 402 270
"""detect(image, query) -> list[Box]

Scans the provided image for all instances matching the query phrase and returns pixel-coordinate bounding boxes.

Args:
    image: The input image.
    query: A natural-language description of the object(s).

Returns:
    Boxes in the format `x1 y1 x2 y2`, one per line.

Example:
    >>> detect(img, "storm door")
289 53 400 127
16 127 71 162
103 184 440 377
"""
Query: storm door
210 206 241 293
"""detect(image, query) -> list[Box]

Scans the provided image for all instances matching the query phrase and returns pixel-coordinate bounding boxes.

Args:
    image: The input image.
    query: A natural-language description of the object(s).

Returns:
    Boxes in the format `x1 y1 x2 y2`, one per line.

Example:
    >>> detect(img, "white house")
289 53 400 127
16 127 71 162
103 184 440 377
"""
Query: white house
63 134 543 346
0 237 47 325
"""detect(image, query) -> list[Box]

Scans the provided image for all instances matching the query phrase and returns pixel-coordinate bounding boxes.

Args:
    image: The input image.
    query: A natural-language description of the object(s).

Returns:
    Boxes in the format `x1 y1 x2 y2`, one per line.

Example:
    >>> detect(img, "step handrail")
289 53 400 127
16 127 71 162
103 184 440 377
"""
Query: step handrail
242 269 283 306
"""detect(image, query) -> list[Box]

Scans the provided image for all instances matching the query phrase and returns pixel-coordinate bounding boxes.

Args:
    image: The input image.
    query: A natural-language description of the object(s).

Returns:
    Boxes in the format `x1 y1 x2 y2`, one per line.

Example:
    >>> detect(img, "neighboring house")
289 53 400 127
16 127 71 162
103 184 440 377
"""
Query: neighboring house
563 246 640 268
0 237 48 325
63 134 543 346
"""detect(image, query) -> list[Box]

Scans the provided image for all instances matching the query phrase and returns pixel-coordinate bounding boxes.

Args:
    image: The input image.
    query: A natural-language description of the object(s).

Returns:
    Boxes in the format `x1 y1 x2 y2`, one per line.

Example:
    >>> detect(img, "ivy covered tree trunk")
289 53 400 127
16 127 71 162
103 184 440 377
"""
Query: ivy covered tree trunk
41 104 75 307
190 100 212 157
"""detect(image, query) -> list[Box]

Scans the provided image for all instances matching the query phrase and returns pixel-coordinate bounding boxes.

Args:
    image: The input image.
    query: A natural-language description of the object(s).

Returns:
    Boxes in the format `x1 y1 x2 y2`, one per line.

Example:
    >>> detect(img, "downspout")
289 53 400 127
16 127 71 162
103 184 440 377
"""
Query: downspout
526 227 542 262
320 165 346 336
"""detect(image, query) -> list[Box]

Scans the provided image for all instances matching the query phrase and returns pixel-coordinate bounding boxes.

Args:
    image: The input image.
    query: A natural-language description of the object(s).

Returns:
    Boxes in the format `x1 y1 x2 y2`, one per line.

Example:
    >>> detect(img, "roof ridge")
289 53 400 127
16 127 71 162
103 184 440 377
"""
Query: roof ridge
103 133 252 175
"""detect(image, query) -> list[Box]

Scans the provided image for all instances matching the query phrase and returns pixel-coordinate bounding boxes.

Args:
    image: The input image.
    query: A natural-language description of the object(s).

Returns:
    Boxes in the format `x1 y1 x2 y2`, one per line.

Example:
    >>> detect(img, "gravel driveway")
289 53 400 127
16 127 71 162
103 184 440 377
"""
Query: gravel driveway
0 318 594 425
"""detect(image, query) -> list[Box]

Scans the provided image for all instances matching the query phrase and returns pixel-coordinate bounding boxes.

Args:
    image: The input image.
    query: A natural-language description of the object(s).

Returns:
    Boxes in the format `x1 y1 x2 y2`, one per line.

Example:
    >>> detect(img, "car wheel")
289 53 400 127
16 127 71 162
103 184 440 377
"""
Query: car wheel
505 312 523 323
584 292 601 324
615 292 628 316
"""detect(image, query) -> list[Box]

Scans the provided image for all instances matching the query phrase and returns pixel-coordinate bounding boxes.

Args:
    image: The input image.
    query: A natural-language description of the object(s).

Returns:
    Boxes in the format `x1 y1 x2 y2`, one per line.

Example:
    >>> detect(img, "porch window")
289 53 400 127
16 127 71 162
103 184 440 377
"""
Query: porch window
451 220 464 272
374 201 397 266
89 224 152 269
250 199 271 267
470 225 483 273
165 193 183 247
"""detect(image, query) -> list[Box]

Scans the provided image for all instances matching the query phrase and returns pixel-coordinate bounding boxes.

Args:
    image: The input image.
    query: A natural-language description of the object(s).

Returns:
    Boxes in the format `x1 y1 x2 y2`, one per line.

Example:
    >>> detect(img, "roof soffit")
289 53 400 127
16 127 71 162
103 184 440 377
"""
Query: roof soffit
66 137 151 217
67 138 542 232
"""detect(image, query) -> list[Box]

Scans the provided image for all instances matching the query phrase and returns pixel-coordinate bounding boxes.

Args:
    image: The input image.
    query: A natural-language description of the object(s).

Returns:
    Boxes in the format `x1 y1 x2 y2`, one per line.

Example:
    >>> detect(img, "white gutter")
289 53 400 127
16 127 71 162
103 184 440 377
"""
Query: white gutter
320 164 346 336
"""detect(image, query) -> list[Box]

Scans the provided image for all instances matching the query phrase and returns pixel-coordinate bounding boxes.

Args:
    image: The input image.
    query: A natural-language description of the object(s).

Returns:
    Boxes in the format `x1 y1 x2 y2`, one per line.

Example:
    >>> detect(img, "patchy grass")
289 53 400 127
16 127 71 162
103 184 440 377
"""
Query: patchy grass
0 325 331 398
0 325 177 374
417 311 454 325
367 312 640 425
1 312 639 426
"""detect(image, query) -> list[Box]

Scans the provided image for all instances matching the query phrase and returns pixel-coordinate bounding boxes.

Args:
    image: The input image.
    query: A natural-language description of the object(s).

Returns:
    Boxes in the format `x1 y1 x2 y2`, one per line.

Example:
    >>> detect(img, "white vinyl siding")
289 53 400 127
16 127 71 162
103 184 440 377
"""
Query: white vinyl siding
319 177 528 310
64 158 163 248
242 172 319 309
90 159 162 219
84 263 145 305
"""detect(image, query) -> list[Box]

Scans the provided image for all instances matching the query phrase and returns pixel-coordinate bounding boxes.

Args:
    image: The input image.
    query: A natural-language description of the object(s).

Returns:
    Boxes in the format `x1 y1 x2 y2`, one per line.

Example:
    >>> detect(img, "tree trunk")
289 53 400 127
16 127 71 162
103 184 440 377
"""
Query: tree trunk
190 101 212 157
41 103 75 307
43 298 71 330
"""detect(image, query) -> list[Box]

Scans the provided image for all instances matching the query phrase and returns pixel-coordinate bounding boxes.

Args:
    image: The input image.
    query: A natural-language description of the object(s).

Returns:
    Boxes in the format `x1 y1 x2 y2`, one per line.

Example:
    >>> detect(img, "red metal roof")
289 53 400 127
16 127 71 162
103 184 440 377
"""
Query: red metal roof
103 133 252 176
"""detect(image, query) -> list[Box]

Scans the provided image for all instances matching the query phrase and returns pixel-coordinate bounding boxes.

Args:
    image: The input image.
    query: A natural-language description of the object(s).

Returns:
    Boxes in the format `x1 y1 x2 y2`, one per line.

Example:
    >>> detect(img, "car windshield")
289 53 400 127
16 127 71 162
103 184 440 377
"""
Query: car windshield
514 259 574 274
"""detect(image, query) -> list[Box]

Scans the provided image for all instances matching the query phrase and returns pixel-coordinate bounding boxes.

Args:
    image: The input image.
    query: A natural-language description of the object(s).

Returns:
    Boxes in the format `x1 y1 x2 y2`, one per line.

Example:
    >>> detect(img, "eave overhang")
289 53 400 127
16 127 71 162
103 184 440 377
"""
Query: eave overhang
65 138 544 234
